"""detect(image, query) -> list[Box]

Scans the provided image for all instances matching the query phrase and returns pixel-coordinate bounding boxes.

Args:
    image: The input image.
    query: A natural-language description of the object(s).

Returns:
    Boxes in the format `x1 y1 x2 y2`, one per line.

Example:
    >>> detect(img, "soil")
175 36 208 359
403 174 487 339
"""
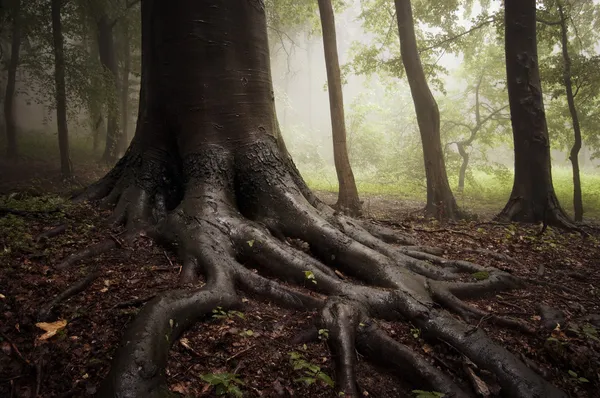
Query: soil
1 160 600 398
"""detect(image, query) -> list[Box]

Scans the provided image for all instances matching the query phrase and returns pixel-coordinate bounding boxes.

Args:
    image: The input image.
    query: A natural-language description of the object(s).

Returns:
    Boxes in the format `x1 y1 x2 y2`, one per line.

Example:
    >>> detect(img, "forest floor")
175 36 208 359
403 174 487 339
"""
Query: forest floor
1 159 600 398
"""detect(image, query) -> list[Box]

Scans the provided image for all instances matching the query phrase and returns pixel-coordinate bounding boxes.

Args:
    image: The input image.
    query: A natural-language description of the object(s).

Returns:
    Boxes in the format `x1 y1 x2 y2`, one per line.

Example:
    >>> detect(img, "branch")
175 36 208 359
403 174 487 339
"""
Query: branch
535 16 562 26
419 17 497 54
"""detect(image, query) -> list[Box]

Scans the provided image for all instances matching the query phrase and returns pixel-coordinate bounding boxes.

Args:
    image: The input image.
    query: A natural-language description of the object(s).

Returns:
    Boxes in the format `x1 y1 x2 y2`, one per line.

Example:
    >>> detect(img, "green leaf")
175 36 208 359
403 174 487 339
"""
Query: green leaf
294 376 316 385
247 240 254 247
317 371 335 387
579 377 589 383
568 370 578 378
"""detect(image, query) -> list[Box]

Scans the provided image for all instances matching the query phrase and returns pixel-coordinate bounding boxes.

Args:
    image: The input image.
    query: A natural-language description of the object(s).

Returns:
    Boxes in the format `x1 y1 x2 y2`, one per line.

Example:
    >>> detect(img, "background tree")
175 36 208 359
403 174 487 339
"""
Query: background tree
3 0 22 159
51 0 72 178
317 0 361 215
497 0 571 226
394 0 460 219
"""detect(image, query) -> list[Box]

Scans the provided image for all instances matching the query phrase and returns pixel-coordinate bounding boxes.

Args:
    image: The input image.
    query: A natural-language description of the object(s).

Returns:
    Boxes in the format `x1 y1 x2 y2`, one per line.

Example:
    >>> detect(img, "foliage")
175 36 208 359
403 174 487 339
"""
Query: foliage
212 307 245 320
200 372 245 397
289 351 335 388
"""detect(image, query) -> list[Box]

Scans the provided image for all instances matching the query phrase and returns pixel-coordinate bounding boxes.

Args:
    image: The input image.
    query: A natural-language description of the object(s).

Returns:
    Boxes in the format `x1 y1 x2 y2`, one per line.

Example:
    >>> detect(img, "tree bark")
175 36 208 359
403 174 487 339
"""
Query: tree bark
558 3 583 222
4 0 21 160
51 0 72 178
120 21 131 146
497 0 571 226
97 14 122 164
317 0 361 215
394 0 460 220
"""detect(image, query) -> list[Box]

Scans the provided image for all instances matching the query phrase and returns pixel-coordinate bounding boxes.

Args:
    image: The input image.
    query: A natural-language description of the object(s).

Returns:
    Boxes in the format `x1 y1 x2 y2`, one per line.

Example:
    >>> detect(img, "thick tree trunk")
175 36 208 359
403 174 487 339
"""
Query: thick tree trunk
394 0 460 220
120 22 131 146
558 4 583 222
51 0 72 178
4 0 21 160
497 0 571 226
317 0 361 215
97 14 122 164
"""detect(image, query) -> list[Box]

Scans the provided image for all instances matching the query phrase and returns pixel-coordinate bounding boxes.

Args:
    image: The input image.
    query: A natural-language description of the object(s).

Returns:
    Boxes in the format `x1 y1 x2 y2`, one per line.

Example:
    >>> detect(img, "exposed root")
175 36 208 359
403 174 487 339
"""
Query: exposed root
62 137 566 398
38 266 102 321
56 239 117 270
35 224 67 243
321 300 362 397
356 322 470 397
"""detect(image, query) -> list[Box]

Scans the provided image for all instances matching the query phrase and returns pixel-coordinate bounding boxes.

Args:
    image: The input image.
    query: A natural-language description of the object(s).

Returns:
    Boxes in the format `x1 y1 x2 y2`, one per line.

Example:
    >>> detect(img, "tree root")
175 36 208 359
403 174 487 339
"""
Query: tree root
61 138 566 398
38 266 102 321
35 224 67 243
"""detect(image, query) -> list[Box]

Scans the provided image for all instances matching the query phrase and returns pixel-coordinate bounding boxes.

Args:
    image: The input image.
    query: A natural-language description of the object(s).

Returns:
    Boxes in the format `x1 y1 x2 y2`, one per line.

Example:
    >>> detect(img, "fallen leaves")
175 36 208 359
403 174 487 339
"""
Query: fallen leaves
36 319 67 341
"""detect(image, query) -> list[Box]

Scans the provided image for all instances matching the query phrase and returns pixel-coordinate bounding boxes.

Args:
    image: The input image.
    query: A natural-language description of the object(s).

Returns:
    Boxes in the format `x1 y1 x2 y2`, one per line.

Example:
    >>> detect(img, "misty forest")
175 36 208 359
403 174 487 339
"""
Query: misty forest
1 0 600 397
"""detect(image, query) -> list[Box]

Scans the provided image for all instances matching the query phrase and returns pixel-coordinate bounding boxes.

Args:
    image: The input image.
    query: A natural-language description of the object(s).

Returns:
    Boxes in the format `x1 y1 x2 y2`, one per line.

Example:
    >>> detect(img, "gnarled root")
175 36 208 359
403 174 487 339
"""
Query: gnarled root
62 137 565 398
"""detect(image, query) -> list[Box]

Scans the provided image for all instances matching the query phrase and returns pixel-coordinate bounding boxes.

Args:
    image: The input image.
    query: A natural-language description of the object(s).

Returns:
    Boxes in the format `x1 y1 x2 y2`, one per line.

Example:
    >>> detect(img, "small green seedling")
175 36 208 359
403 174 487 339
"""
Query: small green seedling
567 370 589 384
212 306 245 320
304 270 317 284
289 351 334 388
410 327 421 339
471 271 489 281
200 372 244 397
412 390 445 398
318 328 329 341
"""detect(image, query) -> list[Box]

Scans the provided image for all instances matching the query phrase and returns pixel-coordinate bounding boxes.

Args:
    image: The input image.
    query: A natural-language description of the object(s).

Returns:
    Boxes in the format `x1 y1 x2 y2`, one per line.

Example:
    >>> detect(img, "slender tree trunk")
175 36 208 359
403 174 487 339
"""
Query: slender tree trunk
497 0 570 226
317 0 361 215
457 143 468 193
51 0 72 178
97 14 122 163
120 22 131 146
4 0 21 160
558 4 583 222
394 0 460 220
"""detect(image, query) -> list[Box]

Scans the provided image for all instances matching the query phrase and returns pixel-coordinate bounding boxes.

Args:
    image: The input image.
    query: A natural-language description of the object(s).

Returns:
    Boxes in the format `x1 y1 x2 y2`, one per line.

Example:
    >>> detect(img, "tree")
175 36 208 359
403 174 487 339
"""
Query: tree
3 0 21 160
65 2 564 397
497 0 571 226
394 0 460 219
317 0 361 215
50 0 72 178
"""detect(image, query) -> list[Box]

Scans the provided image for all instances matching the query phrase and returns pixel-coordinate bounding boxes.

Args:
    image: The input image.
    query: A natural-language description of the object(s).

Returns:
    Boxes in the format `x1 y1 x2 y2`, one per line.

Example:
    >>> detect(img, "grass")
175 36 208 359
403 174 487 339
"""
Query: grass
2 130 599 220
298 164 600 220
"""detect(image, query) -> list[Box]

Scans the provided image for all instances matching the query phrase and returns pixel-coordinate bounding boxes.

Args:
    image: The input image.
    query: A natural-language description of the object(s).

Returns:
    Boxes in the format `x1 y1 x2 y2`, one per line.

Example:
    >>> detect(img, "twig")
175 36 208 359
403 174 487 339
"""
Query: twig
226 344 256 363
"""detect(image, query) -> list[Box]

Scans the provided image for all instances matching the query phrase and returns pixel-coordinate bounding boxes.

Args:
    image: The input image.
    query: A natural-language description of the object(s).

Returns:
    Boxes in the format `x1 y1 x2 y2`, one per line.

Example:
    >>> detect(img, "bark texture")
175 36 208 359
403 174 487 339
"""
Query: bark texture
394 0 460 220
62 1 566 397
498 0 571 226
4 0 21 160
557 3 583 222
51 0 72 178
317 0 361 215
97 13 123 163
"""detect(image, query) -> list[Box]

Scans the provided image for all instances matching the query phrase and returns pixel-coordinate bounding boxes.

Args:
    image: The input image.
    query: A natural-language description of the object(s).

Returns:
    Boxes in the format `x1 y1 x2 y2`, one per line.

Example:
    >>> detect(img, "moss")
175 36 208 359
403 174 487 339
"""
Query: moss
471 271 490 280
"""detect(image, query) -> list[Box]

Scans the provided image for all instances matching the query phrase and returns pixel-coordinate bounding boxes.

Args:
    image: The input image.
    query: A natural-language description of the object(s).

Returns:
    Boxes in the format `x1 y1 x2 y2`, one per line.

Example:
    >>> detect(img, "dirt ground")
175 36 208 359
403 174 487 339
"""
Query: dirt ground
1 160 600 398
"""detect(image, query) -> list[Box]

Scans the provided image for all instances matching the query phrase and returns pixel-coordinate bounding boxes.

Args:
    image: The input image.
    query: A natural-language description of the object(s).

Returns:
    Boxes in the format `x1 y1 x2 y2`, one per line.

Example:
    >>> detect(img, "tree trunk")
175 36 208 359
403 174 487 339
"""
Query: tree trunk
558 4 583 222
51 0 72 178
317 0 361 215
4 0 21 160
97 14 122 164
497 0 571 226
120 22 131 147
69 2 565 397
394 0 460 220
457 143 468 193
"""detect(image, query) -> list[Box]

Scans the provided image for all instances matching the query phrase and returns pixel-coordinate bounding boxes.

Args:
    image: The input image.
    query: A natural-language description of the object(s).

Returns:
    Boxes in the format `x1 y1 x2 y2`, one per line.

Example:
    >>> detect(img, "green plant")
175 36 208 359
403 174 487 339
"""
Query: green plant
289 351 334 388
304 270 317 284
567 370 589 384
568 323 600 342
212 307 245 320
200 372 244 397
412 390 445 398
471 271 490 281
318 328 329 341
410 327 421 339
